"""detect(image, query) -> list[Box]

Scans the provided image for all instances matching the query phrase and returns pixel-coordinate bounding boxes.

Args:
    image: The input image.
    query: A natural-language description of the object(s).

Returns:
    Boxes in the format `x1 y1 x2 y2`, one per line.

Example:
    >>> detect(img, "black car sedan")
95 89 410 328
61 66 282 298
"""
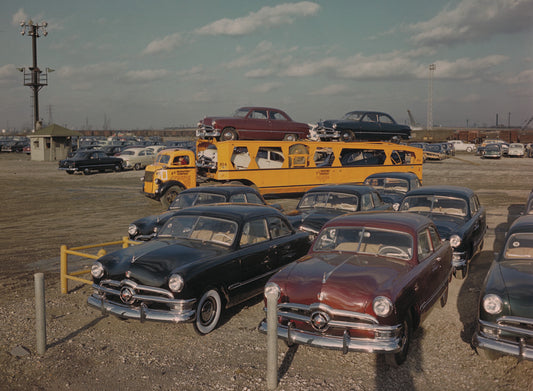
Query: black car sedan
473 214 533 361
58 150 124 175
286 184 391 236
364 172 422 210
128 185 277 240
88 204 311 334
399 185 486 278
313 111 411 142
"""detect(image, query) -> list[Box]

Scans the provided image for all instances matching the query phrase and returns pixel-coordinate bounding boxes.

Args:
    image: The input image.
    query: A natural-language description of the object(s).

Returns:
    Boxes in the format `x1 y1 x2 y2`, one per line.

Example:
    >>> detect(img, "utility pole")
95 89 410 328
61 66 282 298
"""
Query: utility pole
426 64 436 134
18 20 52 131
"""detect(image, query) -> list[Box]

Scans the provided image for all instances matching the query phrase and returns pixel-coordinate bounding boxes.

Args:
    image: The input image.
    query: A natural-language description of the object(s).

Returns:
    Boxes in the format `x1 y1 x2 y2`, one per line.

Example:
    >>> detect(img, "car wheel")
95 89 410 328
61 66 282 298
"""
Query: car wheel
133 163 141 171
66 170 74 175
283 134 297 141
466 147 472 152
161 185 183 208
340 130 355 142
221 128 238 141
194 289 222 335
385 312 412 366
114 164 122 172
83 168 91 175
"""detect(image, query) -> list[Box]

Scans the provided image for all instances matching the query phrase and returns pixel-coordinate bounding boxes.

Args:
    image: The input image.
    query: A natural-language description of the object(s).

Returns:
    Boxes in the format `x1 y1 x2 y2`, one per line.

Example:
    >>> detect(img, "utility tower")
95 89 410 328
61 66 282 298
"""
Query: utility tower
426 64 436 131
18 20 52 131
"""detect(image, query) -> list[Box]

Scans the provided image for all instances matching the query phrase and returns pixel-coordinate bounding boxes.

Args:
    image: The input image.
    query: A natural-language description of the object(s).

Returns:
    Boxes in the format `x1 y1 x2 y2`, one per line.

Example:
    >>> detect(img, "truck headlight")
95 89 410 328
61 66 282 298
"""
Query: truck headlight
483 294 503 315
373 296 393 317
91 262 104 279
450 234 461 248
168 274 184 292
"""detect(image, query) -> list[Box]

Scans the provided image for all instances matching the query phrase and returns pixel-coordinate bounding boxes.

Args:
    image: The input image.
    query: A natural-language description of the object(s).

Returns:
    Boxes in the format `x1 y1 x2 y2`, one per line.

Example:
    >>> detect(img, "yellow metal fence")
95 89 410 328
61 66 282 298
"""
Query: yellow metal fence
60 237 140 294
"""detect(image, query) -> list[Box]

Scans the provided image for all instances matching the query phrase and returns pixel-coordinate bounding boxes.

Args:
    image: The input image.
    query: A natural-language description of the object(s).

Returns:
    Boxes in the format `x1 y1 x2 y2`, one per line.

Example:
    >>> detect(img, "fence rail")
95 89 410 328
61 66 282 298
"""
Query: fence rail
60 236 139 294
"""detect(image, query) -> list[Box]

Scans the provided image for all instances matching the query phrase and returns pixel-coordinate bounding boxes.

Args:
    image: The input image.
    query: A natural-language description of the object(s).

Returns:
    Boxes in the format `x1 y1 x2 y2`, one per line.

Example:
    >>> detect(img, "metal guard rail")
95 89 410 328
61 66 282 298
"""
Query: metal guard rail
60 236 140 294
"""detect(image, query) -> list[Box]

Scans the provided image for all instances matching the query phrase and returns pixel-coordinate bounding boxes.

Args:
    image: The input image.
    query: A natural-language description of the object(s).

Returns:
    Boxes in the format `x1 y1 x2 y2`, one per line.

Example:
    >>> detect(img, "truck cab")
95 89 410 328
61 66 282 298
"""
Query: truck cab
142 148 196 207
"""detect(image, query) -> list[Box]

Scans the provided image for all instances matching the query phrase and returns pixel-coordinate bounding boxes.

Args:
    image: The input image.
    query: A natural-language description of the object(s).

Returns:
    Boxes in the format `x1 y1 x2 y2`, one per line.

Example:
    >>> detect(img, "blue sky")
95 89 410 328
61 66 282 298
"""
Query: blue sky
1 0 532 131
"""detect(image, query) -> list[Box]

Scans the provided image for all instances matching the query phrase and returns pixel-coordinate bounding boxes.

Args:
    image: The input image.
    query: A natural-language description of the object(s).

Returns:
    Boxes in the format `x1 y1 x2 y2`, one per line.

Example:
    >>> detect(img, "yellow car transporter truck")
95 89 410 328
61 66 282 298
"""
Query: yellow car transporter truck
142 139 423 207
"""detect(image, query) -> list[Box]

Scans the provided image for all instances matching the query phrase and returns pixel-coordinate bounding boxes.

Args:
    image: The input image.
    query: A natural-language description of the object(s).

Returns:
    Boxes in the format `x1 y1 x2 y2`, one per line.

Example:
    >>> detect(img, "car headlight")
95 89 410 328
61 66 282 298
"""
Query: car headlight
392 203 400 211
212 120 216 127
332 123 337 129
128 224 139 236
483 294 503 315
373 296 393 317
450 234 461 248
168 274 184 292
91 262 104 279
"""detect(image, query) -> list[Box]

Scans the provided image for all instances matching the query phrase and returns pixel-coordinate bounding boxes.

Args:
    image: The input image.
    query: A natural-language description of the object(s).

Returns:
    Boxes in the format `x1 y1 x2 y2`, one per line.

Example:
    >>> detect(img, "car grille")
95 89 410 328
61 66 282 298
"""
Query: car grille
144 171 154 183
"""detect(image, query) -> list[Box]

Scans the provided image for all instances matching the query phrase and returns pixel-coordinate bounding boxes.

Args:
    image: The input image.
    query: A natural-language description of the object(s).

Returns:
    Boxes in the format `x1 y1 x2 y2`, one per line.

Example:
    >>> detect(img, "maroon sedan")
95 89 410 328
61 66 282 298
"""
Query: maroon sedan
259 212 453 365
196 106 310 141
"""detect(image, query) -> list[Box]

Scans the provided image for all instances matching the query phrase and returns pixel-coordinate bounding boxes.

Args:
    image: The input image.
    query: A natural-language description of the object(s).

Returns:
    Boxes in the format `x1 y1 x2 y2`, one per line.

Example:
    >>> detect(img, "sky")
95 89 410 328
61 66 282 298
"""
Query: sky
1 0 532 132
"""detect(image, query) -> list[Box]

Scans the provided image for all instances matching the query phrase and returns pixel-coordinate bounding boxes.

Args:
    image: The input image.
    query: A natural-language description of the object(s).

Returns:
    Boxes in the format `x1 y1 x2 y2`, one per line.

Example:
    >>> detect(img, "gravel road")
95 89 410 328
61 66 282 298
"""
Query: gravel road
0 152 532 391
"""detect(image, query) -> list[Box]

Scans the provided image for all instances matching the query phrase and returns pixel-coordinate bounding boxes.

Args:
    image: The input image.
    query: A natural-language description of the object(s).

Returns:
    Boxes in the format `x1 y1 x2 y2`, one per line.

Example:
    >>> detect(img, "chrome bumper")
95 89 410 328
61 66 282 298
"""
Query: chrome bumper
473 317 533 361
196 127 220 138
87 279 196 323
452 251 467 269
258 320 402 353
315 128 340 140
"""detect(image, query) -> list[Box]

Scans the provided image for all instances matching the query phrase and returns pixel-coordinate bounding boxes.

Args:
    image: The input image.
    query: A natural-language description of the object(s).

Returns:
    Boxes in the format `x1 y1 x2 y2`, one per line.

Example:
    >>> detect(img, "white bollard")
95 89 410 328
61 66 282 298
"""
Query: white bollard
265 282 280 390
35 273 46 355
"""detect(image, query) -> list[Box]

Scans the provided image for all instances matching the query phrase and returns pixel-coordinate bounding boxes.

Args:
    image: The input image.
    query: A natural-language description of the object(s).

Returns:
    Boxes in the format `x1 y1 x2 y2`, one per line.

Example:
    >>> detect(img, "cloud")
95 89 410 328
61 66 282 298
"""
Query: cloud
11 9 28 26
505 69 533 84
309 84 351 96
416 55 508 80
0 64 17 79
142 32 184 55
409 0 533 46
251 81 283 93
245 68 275 78
195 1 320 36
121 69 170 83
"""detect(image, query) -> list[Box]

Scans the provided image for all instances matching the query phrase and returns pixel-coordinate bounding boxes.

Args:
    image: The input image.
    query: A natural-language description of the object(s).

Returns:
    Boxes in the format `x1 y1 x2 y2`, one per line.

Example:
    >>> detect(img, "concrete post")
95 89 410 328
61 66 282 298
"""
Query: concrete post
60 245 67 294
265 282 280 390
34 273 46 355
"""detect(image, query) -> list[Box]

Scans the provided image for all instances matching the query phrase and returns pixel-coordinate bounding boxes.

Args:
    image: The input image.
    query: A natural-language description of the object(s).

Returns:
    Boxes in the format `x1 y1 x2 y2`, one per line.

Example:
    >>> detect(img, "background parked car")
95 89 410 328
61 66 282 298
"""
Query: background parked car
399 185 486 278
473 214 533 361
286 184 391 236
89 204 311 335
128 185 277 240
364 172 422 210
449 139 476 153
58 150 124 175
196 106 310 141
259 212 453 366
312 110 411 142
117 147 156 170
482 144 502 159
507 143 525 158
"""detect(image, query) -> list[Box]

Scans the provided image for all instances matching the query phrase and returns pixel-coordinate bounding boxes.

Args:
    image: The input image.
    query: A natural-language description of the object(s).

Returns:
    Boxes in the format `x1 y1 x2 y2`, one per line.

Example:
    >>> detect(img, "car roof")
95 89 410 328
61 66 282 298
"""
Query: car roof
304 184 376 195
404 185 474 198
345 110 389 116
365 172 419 181
323 211 432 234
238 106 285 112
174 203 281 223
179 185 261 197
507 215 533 236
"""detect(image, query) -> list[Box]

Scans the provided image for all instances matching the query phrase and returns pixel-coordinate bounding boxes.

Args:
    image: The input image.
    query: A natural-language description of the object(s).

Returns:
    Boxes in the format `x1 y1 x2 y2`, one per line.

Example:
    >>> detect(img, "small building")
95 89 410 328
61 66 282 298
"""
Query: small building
28 124 79 161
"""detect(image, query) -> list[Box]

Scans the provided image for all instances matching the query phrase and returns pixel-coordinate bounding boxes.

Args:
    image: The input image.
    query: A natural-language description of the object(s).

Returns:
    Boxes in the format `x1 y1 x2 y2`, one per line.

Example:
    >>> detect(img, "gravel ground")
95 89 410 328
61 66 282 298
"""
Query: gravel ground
0 151 532 391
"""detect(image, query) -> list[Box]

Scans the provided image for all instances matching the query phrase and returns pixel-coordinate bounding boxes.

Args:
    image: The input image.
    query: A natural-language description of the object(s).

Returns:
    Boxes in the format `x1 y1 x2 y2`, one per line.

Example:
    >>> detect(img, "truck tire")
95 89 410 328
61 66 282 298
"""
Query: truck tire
161 185 183 208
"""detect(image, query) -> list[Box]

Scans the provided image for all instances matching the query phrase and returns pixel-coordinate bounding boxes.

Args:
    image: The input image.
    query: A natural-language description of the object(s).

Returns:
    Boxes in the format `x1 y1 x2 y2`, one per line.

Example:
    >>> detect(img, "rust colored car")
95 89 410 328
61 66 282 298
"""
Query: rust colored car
259 212 453 365
196 106 310 141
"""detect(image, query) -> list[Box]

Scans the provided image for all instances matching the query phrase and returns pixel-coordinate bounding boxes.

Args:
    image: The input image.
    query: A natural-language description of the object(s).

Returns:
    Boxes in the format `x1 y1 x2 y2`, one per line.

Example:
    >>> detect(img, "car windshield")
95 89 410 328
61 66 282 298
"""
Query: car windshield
298 191 358 212
343 112 364 121
233 108 249 118
485 145 500 151
400 195 468 217
169 193 227 210
158 215 238 246
365 178 409 193
426 145 442 152
314 226 413 260
121 150 134 155
503 233 533 260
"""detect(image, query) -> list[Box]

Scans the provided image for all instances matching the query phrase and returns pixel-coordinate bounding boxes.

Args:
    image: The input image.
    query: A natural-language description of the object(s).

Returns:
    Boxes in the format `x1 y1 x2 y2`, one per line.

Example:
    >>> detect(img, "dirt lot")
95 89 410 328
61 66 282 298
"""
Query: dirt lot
0 151 532 391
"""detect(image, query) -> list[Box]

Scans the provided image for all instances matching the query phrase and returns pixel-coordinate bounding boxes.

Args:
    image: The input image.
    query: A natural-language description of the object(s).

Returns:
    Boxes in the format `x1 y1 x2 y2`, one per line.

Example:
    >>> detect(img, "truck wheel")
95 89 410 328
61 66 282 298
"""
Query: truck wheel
161 185 183 208
340 130 355 142
221 128 238 141
194 289 222 335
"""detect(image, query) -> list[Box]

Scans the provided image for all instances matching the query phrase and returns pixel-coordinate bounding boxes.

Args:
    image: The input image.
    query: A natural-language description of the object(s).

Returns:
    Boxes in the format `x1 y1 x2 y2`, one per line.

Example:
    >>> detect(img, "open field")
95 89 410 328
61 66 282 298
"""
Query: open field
0 152 532 390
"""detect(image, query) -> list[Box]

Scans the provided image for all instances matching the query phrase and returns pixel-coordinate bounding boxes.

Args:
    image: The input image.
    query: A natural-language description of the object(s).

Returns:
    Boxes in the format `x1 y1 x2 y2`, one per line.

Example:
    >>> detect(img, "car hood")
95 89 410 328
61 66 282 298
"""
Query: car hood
318 119 354 128
286 208 347 232
498 260 533 317
132 211 178 234
418 213 466 239
200 115 237 124
100 239 228 287
276 252 410 313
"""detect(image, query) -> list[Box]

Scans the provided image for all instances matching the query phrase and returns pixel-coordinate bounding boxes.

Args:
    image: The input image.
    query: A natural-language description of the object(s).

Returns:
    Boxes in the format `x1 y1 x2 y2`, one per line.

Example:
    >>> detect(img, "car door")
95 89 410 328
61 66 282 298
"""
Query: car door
358 113 381 140
246 109 271 139
469 194 486 251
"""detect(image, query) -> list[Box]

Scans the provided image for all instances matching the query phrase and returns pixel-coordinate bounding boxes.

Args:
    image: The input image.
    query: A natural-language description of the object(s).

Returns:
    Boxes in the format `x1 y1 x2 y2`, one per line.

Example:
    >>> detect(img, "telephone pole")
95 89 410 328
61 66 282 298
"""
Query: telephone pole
426 64 436 132
18 20 52 131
